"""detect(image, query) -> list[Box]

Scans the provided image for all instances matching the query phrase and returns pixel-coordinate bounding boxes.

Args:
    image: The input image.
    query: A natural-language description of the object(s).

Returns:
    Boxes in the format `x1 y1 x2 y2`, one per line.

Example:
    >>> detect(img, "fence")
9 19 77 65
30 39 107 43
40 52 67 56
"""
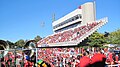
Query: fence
0 48 37 67
0 48 120 67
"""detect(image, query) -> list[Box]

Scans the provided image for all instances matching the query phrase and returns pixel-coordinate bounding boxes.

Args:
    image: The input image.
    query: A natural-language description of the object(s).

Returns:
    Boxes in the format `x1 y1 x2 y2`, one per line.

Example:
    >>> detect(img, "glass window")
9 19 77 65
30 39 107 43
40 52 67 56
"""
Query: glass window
78 14 82 19
75 15 79 20
54 14 81 29
72 18 74 21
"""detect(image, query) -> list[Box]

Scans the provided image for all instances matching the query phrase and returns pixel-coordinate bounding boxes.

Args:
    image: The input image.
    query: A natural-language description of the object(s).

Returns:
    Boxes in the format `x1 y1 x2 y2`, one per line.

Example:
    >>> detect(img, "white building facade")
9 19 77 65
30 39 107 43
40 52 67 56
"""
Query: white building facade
52 2 95 33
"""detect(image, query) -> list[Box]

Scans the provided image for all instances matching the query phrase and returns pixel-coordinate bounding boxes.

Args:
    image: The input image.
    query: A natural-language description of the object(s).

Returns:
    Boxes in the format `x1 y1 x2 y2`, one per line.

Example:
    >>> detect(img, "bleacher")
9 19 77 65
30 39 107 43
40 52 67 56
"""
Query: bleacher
37 17 108 47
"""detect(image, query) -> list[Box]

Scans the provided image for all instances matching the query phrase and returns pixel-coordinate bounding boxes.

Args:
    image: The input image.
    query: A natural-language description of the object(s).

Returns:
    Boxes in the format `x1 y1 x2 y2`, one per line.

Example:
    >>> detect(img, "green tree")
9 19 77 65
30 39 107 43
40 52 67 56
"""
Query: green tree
15 39 25 48
103 32 110 44
108 29 120 45
87 31 106 47
34 35 42 42
6 40 15 49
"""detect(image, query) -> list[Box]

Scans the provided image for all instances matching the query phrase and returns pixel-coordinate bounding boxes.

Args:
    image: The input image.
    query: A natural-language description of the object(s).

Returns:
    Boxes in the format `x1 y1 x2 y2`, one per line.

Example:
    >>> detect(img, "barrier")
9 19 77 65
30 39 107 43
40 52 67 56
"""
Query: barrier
0 48 37 67
0 47 120 67
106 64 120 67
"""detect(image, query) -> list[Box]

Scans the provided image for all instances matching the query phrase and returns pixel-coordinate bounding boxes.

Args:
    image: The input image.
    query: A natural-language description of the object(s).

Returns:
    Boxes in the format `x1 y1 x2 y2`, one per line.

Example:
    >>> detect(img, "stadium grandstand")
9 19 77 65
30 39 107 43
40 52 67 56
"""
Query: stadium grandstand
0 2 113 67
37 2 108 47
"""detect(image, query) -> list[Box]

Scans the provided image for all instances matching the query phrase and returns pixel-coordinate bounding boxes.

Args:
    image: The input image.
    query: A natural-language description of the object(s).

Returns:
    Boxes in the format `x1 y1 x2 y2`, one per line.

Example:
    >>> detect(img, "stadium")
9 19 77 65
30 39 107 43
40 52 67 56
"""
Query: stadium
37 2 108 47
1 1 120 67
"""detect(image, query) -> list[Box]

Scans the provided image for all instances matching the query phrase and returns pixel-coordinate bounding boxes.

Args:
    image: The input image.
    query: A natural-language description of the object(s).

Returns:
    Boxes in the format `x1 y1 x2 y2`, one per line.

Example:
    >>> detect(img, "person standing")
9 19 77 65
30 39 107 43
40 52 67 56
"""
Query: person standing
91 49 106 67
79 51 91 67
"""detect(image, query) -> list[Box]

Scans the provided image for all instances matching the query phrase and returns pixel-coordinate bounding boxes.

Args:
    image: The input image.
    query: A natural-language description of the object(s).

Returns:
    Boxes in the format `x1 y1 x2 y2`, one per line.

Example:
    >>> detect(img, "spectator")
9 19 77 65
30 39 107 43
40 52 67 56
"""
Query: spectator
91 49 106 67
79 51 91 67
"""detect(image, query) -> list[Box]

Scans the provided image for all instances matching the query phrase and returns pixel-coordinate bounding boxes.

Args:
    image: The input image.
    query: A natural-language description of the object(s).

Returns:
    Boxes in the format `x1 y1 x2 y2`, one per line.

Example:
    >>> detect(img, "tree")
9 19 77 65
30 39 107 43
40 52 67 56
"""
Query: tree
15 39 25 48
108 29 120 45
34 35 42 42
87 31 106 47
6 40 15 49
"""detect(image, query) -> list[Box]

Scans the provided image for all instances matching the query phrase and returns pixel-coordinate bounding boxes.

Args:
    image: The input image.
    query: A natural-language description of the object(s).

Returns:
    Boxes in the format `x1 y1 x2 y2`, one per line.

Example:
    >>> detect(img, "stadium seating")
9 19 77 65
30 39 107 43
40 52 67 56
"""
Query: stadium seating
37 22 99 45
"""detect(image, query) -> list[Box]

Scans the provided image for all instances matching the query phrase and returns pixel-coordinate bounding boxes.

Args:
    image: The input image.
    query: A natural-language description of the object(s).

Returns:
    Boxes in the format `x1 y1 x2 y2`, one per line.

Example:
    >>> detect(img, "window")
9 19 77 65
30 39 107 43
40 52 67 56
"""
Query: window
78 14 82 19
72 18 74 21
75 15 79 20
53 14 81 29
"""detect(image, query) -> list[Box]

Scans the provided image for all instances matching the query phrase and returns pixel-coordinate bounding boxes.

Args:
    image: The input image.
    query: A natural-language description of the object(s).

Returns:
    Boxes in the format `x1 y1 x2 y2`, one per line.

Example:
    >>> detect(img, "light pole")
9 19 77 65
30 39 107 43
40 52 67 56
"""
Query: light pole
14 46 17 67
0 51 2 67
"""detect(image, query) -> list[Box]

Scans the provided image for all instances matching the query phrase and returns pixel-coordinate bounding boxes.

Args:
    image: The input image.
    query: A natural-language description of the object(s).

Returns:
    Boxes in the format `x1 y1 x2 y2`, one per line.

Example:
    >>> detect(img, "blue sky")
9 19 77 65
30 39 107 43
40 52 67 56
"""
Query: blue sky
0 0 120 42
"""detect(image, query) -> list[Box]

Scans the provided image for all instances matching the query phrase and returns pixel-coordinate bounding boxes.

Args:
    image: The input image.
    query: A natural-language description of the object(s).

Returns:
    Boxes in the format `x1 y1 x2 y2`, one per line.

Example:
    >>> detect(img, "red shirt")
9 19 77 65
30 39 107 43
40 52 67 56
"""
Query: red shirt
91 53 106 64
108 52 113 62
115 55 119 62
79 56 91 67
24 61 33 67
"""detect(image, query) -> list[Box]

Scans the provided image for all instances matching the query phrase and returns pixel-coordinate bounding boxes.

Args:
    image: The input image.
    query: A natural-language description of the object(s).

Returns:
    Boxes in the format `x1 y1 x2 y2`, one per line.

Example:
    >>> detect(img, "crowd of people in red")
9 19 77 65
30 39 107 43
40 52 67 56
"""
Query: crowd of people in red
0 47 120 67
37 47 120 67
37 22 99 45
0 20 119 67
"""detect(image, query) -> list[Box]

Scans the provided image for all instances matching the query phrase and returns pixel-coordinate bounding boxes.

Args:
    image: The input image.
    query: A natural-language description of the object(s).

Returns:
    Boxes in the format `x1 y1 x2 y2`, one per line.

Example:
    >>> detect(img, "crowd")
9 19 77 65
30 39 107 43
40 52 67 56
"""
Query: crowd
37 22 99 45
37 47 120 67
1 47 120 67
